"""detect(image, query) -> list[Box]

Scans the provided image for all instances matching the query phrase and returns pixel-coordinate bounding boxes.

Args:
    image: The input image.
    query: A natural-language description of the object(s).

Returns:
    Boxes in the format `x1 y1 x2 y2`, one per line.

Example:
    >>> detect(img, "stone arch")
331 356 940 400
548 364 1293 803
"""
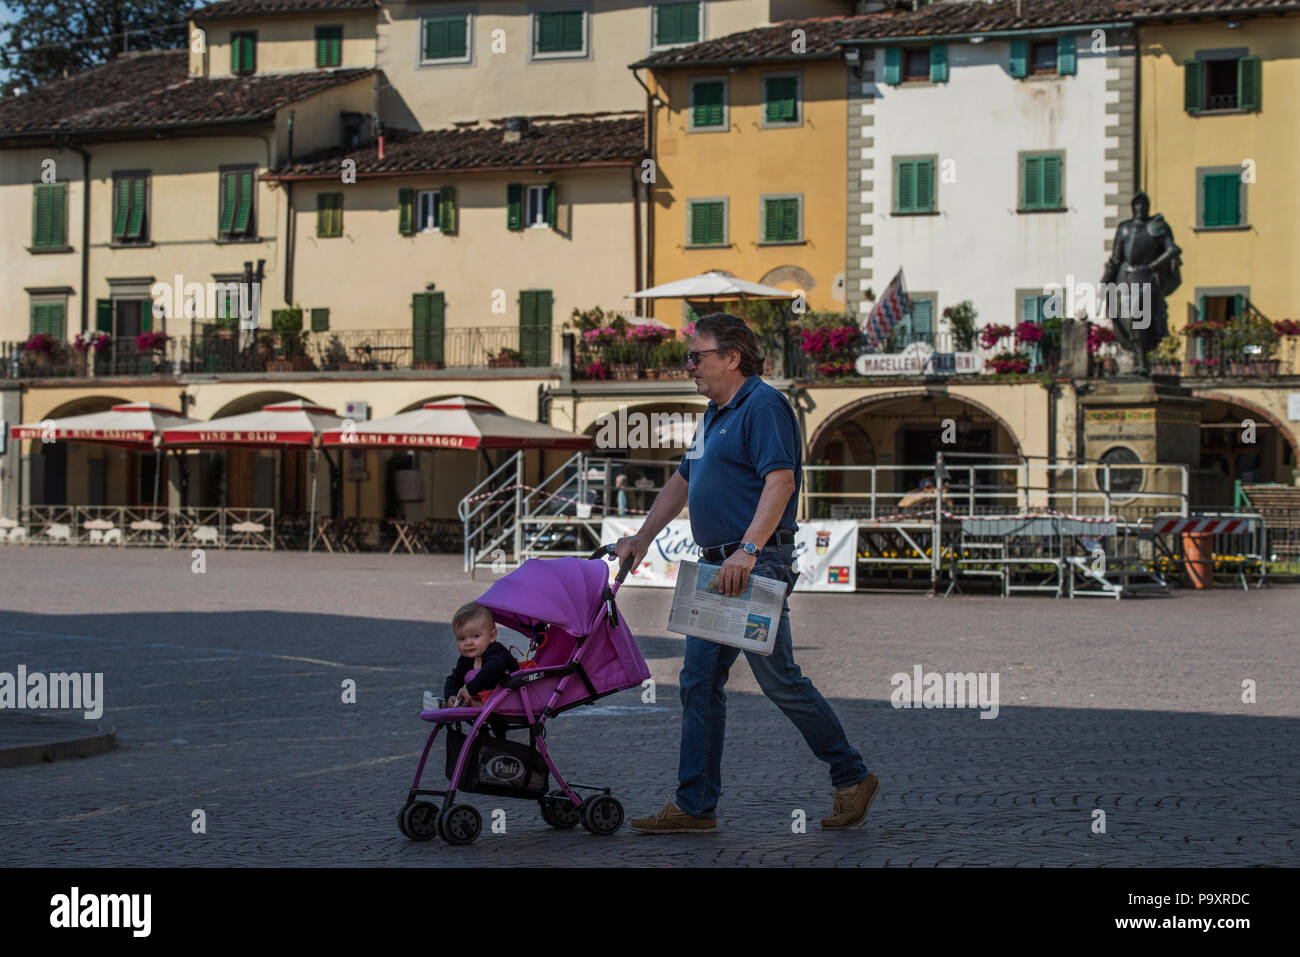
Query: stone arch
808 389 1025 459
759 265 816 291
398 393 498 414
1194 390 1300 454
38 395 133 420
210 390 313 419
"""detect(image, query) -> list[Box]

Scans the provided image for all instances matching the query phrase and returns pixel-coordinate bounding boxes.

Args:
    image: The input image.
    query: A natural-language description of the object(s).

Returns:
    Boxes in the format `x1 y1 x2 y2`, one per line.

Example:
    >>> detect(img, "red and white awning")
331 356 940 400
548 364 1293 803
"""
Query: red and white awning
161 399 344 448
10 402 195 450
1151 517 1255 536
319 396 592 450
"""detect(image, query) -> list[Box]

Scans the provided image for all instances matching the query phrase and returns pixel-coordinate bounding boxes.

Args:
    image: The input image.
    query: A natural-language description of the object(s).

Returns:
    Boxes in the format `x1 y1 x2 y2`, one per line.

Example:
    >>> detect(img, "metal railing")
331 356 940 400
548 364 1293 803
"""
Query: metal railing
1 327 565 379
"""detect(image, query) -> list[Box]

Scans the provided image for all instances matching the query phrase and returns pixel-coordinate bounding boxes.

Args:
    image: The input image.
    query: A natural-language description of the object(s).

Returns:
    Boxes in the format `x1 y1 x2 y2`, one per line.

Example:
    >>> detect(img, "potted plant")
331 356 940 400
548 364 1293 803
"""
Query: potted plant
321 334 350 371
605 338 640 380
944 301 979 352
988 352 1030 375
578 359 610 380
652 339 690 380
1188 357 1218 377
488 347 525 369
1147 335 1183 376
268 307 314 371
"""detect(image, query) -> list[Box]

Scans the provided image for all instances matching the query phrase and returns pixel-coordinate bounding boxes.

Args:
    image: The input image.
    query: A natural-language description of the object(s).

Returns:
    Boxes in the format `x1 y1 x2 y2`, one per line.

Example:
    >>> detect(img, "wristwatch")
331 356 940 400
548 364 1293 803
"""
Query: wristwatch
740 542 759 555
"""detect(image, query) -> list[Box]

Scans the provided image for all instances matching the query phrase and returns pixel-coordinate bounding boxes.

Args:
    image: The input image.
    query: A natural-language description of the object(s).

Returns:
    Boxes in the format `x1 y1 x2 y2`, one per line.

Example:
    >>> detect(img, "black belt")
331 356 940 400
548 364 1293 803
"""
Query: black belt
700 530 795 564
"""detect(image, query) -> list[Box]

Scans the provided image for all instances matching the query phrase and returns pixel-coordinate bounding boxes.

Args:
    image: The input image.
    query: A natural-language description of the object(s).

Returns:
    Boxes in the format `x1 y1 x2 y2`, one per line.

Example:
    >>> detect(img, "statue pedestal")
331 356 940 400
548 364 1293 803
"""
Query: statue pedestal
1079 378 1203 512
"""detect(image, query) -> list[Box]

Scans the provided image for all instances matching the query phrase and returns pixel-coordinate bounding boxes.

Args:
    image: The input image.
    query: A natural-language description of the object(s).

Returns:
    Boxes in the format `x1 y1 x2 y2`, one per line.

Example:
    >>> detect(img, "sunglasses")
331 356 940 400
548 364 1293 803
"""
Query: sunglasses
685 349 723 366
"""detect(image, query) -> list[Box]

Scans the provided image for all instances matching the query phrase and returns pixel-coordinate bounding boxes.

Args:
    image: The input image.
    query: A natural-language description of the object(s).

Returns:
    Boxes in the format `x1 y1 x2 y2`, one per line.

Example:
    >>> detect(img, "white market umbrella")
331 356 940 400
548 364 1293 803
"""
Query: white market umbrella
627 271 797 301
161 398 344 448
11 401 194 450
318 396 593 450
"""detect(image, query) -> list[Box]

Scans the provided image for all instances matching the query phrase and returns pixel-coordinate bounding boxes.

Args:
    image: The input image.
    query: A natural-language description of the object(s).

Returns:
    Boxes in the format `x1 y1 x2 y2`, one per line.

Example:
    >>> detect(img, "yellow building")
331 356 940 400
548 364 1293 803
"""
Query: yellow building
635 16 853 327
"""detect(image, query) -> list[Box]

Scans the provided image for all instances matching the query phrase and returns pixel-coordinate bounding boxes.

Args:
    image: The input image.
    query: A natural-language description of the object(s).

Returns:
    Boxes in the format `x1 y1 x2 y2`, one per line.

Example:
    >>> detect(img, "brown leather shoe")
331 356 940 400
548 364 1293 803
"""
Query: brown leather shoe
820 773 880 829
629 797 717 834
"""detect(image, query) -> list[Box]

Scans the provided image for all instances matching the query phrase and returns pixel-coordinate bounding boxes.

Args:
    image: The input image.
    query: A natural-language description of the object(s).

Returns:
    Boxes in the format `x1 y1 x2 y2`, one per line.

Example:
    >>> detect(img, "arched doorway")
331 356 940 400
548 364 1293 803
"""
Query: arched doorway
582 401 706 516
29 395 136 507
1196 394 1299 504
807 391 1023 515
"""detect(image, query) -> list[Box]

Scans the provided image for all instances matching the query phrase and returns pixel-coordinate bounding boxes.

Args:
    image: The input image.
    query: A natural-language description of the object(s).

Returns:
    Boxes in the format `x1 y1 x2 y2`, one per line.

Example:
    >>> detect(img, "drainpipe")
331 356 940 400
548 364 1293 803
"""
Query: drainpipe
631 165 642 316
629 68 657 308
285 112 296 305
67 141 92 335
1132 29 1141 192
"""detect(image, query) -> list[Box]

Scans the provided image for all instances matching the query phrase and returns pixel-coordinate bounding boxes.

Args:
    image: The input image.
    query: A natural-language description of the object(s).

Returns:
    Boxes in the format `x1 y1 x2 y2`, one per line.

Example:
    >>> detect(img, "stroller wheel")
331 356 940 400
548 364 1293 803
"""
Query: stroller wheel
402 801 439 842
397 804 413 838
580 795 624 836
440 804 482 845
540 791 581 829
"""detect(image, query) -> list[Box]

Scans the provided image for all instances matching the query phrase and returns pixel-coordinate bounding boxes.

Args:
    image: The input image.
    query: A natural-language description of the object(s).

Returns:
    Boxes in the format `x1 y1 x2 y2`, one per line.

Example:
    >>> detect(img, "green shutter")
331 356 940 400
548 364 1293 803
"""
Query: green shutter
1022 155 1040 209
316 27 341 67
1233 294 1243 318
33 182 67 248
126 177 145 238
1010 39 1028 79
915 159 933 212
693 80 724 127
538 11 582 53
1057 35 1076 75
1238 55 1260 111
113 178 130 238
519 290 537 364
425 19 445 59
1184 59 1203 113
1205 173 1239 227
316 194 327 236
233 171 253 234
883 46 901 85
763 199 780 242
232 34 255 73
1021 295 1039 324
1198 296 1207 322
220 172 237 233
763 197 798 241
427 292 445 363
30 303 44 336
45 303 65 338
561 12 582 50
706 202 723 244
764 76 797 123
317 193 342 237
232 35 241 73
398 187 413 234
317 31 327 67
244 35 255 72
439 186 457 233
1042 155 1061 208
912 300 932 343
546 181 557 229
521 289 552 365
897 160 915 213
412 293 431 361
50 182 65 245
311 308 329 332
929 44 948 83
96 300 113 333
690 203 707 245
507 183 523 230
657 2 699 45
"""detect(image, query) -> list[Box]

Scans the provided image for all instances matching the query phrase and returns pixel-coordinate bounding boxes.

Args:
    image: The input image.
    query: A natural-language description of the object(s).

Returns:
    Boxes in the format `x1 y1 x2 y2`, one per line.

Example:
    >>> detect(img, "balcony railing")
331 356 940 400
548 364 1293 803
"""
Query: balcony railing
1 326 565 379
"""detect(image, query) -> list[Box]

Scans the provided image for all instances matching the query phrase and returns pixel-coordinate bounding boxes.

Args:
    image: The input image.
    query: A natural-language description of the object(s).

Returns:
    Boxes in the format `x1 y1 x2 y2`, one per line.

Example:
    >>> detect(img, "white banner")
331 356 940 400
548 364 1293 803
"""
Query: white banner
600 518 857 592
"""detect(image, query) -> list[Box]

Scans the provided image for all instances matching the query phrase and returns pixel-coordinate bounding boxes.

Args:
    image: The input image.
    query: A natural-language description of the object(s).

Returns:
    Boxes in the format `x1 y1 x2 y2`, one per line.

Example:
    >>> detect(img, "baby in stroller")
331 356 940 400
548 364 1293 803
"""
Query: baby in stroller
443 602 520 707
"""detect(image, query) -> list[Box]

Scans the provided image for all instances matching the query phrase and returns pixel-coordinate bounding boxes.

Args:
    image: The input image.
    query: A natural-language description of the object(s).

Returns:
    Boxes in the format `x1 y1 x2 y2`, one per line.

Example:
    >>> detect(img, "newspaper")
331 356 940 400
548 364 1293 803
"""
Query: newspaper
666 561 786 656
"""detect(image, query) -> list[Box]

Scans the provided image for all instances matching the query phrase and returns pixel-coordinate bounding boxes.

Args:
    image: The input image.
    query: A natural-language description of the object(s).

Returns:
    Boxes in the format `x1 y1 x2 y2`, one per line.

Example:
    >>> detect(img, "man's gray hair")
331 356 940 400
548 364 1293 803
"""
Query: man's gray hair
693 313 764 377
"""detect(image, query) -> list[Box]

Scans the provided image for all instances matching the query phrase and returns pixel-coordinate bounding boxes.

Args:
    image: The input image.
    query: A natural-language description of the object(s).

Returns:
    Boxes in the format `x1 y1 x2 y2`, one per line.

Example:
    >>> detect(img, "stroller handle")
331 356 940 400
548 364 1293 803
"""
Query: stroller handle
588 543 638 585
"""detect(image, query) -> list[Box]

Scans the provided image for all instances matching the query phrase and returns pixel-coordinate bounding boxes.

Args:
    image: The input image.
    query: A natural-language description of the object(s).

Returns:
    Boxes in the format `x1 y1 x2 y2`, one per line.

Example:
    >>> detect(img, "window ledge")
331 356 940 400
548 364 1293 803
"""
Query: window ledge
27 245 74 254
1022 72 1066 81
760 121 802 129
215 236 265 244
757 239 807 247
417 57 473 67
685 243 731 250
1016 207 1067 214
893 80 940 88
891 210 939 217
109 240 155 248
1194 224 1251 232
1190 108 1254 116
687 125 729 133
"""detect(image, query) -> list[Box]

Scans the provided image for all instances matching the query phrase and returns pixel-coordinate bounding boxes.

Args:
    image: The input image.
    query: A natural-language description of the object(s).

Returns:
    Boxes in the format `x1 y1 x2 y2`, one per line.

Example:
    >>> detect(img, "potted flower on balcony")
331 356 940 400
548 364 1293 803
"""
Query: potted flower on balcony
978 323 1013 351
73 331 112 376
943 301 979 352
605 339 640 380
268 307 315 372
489 347 525 369
23 332 64 375
1147 335 1183 376
988 352 1030 375
579 359 610 380
651 339 690 380
1188 357 1218 377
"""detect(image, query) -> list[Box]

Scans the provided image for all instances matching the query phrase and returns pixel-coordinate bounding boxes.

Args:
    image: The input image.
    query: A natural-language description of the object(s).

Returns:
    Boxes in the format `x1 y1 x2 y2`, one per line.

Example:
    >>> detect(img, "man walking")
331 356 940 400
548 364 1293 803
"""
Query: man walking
616 313 879 833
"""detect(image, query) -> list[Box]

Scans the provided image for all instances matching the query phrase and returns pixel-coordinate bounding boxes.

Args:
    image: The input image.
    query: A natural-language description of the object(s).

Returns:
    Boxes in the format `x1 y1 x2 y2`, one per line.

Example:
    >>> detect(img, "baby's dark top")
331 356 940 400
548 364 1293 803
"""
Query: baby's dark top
443 642 520 698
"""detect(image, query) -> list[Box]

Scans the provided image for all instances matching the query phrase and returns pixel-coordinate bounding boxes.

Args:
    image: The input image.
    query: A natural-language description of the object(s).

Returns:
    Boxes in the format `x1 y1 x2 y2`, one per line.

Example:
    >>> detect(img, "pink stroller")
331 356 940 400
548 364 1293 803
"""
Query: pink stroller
399 547 650 844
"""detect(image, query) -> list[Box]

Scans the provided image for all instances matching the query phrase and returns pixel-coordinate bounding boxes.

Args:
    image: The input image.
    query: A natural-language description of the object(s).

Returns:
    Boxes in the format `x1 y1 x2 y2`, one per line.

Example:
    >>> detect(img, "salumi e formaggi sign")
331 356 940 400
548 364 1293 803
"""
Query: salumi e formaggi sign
600 518 857 592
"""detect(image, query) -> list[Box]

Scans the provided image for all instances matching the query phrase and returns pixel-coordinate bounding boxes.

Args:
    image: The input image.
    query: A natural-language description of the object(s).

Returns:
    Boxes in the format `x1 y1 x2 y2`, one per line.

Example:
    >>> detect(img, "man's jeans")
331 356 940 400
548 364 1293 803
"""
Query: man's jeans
675 544 869 818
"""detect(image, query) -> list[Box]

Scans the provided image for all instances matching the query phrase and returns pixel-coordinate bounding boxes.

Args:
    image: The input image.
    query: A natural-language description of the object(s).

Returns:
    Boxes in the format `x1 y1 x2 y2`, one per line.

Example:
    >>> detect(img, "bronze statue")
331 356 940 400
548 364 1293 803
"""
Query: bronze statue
1100 191 1183 375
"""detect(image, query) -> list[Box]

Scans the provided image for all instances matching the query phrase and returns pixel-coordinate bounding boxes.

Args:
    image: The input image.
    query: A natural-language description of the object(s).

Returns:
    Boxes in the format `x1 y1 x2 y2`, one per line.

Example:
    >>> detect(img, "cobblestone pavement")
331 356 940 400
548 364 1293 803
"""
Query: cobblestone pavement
1 548 1296 867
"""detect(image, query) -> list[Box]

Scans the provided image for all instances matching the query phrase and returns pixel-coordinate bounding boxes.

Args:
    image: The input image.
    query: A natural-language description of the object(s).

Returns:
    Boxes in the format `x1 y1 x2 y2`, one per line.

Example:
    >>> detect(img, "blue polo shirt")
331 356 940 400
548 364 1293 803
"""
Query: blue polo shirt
677 375 802 547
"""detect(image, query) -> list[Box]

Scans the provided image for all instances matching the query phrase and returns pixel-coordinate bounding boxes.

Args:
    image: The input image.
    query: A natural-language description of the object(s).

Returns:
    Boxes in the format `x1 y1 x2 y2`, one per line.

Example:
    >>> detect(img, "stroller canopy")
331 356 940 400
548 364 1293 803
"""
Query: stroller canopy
476 557 611 637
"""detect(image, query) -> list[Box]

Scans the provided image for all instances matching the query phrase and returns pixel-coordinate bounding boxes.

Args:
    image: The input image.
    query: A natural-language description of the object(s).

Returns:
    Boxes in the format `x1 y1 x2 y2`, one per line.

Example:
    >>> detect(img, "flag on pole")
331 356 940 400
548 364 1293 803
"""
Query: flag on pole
865 268 909 348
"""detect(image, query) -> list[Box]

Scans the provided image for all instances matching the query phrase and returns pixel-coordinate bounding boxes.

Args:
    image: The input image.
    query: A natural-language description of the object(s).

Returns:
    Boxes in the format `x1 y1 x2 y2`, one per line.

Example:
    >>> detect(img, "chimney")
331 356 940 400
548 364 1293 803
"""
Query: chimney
503 116 529 144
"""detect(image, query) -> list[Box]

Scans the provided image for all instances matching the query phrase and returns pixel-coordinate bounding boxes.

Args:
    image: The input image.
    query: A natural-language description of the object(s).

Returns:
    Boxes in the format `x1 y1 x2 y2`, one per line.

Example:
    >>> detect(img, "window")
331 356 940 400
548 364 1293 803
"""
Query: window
534 9 585 57
316 192 343 237
1185 53 1260 113
653 1 700 47
218 167 256 240
762 74 800 126
1198 168 1246 228
311 308 330 332
112 172 149 243
760 195 801 244
519 289 553 366
1009 37 1075 79
686 198 726 247
29 300 66 338
1031 42 1056 75
1019 153 1063 211
412 292 446 363
316 26 342 68
689 78 726 131
340 112 365 149
31 182 67 249
417 190 441 231
526 184 551 227
1191 291 1247 359
231 31 256 74
1020 293 1050 324
883 45 947 84
894 296 933 348
422 14 469 62
893 157 935 214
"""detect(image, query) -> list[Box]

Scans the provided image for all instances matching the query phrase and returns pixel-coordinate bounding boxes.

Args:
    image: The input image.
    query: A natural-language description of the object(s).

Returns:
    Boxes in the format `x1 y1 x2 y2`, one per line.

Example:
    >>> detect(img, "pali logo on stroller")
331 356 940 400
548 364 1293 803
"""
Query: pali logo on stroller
399 546 651 845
